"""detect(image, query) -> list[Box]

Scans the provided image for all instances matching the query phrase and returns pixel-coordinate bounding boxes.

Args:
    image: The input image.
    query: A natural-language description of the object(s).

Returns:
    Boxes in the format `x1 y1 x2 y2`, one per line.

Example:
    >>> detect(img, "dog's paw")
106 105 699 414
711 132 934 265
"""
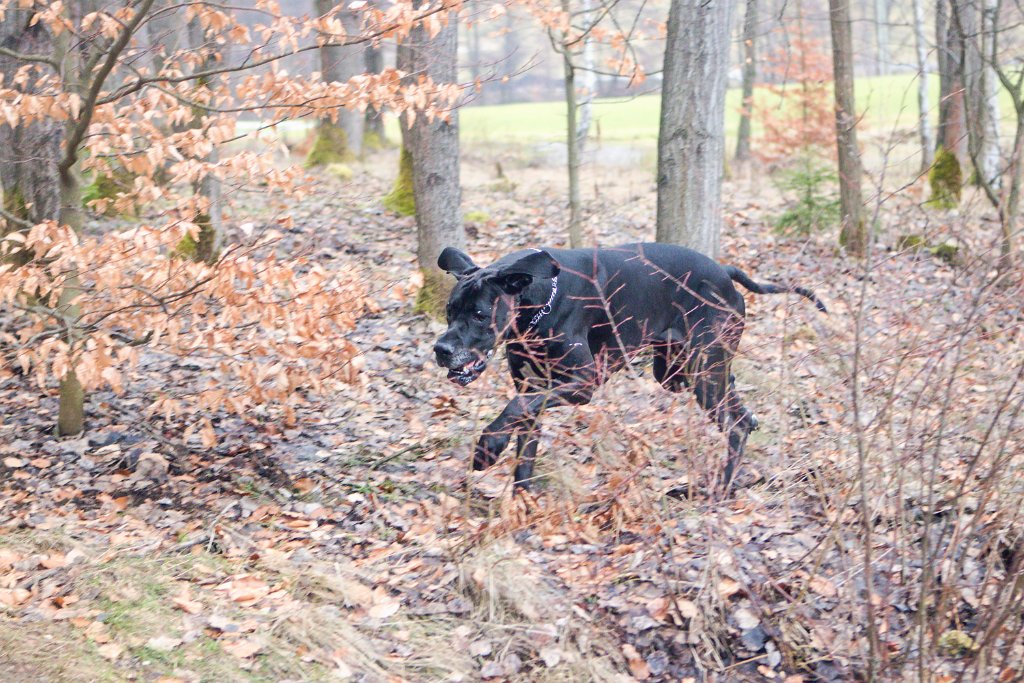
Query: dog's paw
473 431 511 470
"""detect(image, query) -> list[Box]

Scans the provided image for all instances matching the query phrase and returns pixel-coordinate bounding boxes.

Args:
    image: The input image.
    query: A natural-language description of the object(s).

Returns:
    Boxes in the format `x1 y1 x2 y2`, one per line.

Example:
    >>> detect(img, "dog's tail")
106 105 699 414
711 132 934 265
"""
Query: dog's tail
725 266 828 314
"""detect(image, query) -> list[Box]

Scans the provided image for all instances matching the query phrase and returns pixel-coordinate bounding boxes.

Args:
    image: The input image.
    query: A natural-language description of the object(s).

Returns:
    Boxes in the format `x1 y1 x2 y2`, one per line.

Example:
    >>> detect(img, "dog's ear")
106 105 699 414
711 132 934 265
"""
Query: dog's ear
437 247 478 277
493 250 560 295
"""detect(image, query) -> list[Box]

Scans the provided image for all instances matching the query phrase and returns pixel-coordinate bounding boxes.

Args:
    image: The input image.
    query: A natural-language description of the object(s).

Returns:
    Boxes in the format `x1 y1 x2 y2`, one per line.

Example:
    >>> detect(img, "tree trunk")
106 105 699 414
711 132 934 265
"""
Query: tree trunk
0 12 62 234
563 51 583 248
936 0 968 166
735 0 758 162
363 39 386 146
500 8 516 104
577 0 597 151
655 0 733 257
998 118 1021 270
912 0 934 171
186 17 221 264
406 14 465 316
874 0 891 75
977 0 1001 187
829 0 867 255
309 0 365 165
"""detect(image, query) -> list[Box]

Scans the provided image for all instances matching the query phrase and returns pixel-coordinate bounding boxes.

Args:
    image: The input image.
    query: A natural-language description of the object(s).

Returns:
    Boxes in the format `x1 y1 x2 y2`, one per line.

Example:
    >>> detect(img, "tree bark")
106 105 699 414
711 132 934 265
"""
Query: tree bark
912 0 934 171
0 11 62 232
936 0 969 166
735 0 758 162
363 39 386 144
577 0 597 151
186 17 221 264
655 0 733 257
311 0 365 164
977 0 1001 187
874 0 891 75
563 50 583 248
405 14 465 315
829 0 868 255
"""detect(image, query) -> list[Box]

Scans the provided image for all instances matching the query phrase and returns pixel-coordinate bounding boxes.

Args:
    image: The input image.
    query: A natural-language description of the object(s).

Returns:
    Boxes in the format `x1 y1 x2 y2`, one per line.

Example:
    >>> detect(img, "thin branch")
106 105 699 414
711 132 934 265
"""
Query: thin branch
0 207 34 229
59 0 157 174
0 46 59 69
96 2 455 107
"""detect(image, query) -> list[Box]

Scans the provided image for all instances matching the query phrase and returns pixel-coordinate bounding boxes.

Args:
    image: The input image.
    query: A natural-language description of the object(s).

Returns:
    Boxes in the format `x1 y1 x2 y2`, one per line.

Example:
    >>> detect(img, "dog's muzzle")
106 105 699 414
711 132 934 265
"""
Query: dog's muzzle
435 345 494 386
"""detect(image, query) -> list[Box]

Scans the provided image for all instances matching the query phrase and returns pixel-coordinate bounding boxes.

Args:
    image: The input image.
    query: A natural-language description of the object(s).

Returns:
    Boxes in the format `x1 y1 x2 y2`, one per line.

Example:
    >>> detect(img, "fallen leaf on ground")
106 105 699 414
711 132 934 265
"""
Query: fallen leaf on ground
97 643 123 660
734 607 760 630
147 635 183 652
367 600 400 619
224 575 270 606
223 638 262 658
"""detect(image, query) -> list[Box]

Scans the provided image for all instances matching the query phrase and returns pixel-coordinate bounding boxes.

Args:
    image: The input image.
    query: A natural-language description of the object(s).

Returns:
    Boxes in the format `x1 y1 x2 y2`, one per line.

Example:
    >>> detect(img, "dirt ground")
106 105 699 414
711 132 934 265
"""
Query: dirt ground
1 140 1022 682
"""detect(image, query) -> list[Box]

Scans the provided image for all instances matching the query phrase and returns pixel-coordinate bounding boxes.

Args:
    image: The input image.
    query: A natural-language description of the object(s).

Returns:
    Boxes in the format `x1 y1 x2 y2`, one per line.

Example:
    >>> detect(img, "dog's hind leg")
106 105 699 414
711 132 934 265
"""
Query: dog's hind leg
689 322 758 494
652 334 690 393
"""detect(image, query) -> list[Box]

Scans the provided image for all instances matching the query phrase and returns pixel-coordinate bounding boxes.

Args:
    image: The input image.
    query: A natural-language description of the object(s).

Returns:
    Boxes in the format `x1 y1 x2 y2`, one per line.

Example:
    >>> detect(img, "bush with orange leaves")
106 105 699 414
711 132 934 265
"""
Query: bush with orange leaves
755 35 836 165
0 221 370 436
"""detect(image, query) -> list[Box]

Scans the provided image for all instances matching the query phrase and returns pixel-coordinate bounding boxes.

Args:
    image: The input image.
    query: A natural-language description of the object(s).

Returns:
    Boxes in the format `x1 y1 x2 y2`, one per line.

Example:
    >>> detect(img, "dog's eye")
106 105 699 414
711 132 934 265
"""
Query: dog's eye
472 310 488 322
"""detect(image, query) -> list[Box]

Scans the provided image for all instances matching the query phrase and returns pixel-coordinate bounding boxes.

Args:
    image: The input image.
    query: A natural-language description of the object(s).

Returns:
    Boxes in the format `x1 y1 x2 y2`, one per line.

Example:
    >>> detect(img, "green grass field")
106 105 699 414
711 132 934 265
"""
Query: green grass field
454 73 1014 144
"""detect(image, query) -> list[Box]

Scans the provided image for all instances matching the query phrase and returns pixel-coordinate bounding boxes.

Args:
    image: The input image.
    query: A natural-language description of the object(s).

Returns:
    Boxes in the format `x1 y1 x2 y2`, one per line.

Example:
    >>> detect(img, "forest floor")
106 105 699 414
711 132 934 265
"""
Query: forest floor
1 140 1022 682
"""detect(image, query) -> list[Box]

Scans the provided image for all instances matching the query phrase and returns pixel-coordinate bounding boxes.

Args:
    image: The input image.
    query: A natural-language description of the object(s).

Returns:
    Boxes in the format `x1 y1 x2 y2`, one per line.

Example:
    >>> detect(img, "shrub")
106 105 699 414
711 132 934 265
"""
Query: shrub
773 154 841 235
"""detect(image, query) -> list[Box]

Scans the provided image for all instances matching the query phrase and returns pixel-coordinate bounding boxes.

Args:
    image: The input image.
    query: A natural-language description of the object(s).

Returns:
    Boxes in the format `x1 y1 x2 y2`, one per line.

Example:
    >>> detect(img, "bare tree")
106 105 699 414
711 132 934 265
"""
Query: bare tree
656 0 733 257
363 39 386 145
936 0 969 167
735 0 758 163
0 9 62 235
184 17 222 264
976 0 1001 187
912 0 935 170
958 0 1022 269
405 15 465 313
874 0 891 75
308 0 366 165
828 0 867 255
549 0 604 249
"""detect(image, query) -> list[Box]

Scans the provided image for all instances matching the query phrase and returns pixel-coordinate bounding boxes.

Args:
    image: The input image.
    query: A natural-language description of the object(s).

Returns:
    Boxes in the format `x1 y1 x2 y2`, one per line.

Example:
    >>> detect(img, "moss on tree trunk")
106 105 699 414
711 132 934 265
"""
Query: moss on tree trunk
414 267 452 320
174 213 220 264
382 147 415 216
57 370 84 436
82 166 138 217
306 122 352 168
927 146 963 209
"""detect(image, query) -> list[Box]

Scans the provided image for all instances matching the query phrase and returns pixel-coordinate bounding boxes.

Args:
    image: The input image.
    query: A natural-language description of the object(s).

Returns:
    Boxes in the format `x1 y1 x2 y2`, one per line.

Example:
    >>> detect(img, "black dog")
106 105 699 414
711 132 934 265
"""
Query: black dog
433 243 826 492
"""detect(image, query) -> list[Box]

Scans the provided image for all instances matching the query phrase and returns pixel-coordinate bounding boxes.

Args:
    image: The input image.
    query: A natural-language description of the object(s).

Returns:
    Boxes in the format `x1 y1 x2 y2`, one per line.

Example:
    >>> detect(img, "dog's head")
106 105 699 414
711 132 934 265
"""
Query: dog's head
433 247 559 386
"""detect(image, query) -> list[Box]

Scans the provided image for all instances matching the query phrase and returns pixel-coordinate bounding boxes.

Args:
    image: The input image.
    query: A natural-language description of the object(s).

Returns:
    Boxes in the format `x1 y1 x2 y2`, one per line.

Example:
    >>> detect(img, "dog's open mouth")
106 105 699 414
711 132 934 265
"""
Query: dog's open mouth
446 351 493 386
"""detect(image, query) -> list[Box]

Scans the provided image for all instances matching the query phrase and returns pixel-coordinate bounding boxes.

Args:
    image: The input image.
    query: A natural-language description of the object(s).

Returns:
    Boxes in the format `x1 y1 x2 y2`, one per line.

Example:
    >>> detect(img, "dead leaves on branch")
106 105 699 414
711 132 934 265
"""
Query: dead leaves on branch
0 220 369 424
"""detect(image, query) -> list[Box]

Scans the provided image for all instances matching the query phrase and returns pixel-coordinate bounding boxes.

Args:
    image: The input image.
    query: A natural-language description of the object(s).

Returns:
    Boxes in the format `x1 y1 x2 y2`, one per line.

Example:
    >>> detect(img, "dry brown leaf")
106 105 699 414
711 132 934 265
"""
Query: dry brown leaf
0 588 31 607
147 635 183 652
172 587 203 614
367 600 400 619
718 577 742 599
675 598 699 619
223 638 262 658
97 643 123 660
225 575 270 606
734 607 760 630
808 575 838 598
85 621 111 643
40 553 66 569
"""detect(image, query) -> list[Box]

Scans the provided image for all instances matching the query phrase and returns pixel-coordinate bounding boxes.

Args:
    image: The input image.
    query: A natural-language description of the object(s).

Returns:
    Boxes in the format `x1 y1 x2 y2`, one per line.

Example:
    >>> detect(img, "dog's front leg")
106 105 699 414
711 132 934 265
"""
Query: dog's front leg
512 425 541 489
474 340 597 483
472 396 529 471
